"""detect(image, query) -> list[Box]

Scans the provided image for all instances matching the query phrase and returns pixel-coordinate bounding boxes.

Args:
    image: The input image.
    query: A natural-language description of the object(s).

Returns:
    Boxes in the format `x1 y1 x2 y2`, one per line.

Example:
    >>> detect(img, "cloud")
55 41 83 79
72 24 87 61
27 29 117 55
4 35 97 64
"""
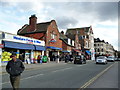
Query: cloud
0 1 118 50
56 16 78 29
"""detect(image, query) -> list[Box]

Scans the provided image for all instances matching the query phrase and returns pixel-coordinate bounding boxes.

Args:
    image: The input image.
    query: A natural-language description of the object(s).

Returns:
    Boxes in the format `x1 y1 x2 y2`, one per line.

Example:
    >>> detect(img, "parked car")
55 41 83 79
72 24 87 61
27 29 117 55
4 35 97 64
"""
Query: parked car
115 57 120 61
96 56 107 64
118 58 120 61
74 55 86 64
114 57 118 61
106 56 115 62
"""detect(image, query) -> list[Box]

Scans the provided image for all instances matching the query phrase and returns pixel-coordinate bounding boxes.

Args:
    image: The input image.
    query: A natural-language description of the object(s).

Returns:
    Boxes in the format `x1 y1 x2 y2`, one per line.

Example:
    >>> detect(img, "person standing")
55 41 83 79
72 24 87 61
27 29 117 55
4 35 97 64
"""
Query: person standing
37 55 41 63
6 54 25 90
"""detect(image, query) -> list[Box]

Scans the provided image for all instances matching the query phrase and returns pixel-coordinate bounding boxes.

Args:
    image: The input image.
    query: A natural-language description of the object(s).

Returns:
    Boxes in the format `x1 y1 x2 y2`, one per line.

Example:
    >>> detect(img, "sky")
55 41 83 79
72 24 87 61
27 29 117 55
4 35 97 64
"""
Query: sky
0 0 119 50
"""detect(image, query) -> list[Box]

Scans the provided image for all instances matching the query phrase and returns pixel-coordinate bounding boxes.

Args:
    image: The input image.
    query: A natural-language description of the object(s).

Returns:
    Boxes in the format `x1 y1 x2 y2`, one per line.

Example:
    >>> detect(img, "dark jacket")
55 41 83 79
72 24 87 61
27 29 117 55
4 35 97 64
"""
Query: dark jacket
6 59 25 76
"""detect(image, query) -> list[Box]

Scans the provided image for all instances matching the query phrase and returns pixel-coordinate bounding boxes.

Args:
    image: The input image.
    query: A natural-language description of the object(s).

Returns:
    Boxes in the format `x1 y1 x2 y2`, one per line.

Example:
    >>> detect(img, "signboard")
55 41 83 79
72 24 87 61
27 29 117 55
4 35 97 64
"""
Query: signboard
0 44 4 48
3 33 45 46
49 39 56 44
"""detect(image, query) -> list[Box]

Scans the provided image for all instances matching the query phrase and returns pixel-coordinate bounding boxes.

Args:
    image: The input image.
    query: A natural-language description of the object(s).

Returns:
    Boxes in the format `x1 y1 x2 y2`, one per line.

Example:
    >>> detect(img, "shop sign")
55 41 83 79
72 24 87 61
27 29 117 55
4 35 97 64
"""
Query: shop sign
49 39 56 44
13 36 41 44
3 33 45 46
0 44 4 48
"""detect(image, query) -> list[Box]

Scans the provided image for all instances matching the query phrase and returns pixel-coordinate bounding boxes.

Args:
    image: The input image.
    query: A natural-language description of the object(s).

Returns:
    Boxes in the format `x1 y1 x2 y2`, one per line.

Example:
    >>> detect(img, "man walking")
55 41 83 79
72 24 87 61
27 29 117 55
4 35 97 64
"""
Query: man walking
6 54 25 90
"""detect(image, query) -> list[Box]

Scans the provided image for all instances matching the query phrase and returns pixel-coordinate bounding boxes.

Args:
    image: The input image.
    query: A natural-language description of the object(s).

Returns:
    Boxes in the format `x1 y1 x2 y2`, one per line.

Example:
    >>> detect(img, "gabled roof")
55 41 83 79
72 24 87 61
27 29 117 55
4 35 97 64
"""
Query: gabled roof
66 26 91 34
66 26 92 40
59 33 74 47
17 21 52 35
59 33 68 39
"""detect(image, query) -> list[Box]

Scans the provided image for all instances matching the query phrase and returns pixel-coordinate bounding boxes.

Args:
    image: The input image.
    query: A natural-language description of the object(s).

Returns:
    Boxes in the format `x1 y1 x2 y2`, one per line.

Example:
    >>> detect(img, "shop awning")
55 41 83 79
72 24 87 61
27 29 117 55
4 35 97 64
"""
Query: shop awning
3 41 35 50
62 50 71 53
46 46 62 50
86 50 91 55
34 45 46 51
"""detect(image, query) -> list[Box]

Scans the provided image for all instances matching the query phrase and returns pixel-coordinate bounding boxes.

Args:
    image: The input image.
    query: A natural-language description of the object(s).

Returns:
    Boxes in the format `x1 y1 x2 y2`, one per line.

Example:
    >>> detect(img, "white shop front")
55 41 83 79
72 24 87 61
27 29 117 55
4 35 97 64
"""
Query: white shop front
0 31 45 66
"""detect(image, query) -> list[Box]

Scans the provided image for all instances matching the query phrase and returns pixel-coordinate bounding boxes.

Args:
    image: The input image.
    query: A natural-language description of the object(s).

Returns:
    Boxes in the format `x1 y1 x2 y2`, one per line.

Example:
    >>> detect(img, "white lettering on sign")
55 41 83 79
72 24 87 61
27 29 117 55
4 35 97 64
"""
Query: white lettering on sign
13 36 41 44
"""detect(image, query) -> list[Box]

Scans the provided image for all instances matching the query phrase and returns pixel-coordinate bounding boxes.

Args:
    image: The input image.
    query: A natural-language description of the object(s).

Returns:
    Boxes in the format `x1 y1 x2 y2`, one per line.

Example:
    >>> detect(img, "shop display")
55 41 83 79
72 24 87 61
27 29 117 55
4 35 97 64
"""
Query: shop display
2 51 12 62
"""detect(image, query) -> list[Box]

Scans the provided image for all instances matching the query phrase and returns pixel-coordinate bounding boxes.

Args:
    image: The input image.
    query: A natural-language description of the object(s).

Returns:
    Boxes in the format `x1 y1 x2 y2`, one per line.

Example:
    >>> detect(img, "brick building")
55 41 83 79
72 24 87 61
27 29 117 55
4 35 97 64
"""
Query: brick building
17 15 62 61
66 26 95 60
59 31 75 54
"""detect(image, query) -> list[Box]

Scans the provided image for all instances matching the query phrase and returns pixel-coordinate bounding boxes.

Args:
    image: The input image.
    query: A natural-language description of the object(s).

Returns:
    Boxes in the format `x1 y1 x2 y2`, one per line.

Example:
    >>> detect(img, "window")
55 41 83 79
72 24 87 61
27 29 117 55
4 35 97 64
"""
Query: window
86 41 88 47
50 31 57 40
98 49 100 52
102 48 104 52
86 35 89 39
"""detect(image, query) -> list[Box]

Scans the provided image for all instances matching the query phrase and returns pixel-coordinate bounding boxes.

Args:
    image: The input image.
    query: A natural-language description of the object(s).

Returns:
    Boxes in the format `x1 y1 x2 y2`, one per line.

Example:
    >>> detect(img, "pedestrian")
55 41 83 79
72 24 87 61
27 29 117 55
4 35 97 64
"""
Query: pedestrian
65 53 70 63
52 54 55 61
6 54 25 90
37 55 41 63
19 53 24 62
69 54 73 62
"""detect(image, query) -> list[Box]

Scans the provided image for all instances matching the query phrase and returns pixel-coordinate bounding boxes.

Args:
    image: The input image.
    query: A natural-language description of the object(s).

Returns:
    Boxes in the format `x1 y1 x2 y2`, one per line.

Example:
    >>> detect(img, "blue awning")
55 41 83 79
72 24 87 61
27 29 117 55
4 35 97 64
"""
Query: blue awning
3 41 35 50
46 46 62 50
62 50 71 53
86 50 91 55
34 45 46 51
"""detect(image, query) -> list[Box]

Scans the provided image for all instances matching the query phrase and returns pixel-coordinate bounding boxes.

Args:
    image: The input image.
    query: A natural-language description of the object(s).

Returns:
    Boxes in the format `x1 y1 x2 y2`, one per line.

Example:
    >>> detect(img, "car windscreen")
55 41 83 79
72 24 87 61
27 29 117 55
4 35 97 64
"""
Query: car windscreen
97 57 105 59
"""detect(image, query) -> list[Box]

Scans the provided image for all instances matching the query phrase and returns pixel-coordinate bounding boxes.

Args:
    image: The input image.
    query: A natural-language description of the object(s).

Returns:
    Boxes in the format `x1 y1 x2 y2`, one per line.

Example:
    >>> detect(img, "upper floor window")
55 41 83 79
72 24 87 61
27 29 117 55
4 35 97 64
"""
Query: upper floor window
50 31 57 40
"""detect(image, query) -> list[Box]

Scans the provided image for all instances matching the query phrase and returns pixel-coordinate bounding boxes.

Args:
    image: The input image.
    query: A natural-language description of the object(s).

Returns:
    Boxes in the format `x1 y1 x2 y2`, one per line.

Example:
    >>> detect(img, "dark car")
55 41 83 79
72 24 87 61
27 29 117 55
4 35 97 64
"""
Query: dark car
74 55 86 64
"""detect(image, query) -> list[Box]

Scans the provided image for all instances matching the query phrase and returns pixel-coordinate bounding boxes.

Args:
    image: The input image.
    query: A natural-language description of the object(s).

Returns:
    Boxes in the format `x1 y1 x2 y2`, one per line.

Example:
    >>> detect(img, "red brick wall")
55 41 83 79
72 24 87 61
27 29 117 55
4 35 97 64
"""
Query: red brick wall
24 20 62 49
25 33 45 40
46 20 62 48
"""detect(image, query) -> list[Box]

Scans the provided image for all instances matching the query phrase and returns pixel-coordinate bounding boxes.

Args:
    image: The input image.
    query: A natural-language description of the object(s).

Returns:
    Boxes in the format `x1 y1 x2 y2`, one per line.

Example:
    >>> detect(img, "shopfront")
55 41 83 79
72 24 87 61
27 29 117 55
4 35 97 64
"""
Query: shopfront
0 32 45 66
46 46 62 61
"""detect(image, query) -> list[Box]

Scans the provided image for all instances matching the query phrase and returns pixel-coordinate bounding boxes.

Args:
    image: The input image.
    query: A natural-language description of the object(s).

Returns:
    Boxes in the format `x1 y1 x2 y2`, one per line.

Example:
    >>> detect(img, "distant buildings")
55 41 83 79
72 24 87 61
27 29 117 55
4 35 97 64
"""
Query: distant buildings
66 26 95 60
94 38 115 57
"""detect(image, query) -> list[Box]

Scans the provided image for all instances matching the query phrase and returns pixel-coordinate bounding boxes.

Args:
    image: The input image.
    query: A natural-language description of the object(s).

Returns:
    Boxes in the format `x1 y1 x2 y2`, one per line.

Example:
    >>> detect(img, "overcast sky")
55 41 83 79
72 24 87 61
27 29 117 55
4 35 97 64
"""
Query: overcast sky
0 0 119 50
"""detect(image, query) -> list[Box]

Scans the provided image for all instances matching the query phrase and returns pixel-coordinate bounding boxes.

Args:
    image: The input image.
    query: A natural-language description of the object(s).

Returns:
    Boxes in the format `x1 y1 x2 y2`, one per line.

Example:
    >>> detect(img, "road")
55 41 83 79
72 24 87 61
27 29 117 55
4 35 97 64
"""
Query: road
1 61 118 89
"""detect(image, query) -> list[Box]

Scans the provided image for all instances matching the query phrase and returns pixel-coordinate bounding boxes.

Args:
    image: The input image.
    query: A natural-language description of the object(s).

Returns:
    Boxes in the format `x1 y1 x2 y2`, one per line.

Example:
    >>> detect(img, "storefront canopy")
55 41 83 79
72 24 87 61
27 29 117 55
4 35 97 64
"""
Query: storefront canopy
46 46 62 50
86 50 91 55
34 45 46 51
3 41 35 50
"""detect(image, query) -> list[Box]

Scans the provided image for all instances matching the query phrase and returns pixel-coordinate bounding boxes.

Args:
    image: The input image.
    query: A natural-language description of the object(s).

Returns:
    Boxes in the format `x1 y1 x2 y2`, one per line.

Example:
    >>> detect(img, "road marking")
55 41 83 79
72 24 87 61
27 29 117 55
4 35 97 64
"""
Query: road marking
52 67 73 73
21 74 44 80
1 73 44 85
78 63 115 90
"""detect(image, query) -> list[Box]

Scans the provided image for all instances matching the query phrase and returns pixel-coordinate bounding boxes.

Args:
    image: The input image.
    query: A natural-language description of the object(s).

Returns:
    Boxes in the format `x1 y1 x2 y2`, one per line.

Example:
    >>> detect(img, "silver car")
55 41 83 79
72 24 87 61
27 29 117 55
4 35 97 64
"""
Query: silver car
96 56 107 64
106 56 115 62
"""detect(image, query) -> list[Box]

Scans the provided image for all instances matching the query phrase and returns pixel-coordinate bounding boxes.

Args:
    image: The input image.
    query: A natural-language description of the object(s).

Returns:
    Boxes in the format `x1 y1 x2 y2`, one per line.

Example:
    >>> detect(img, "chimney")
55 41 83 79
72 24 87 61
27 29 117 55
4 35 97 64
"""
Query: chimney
28 14 37 32
61 31 64 35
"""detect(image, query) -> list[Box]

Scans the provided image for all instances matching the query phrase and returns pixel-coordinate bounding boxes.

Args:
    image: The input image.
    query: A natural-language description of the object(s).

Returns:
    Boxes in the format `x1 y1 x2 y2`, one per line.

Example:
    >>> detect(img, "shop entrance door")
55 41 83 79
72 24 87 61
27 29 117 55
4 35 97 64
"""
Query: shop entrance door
49 51 53 61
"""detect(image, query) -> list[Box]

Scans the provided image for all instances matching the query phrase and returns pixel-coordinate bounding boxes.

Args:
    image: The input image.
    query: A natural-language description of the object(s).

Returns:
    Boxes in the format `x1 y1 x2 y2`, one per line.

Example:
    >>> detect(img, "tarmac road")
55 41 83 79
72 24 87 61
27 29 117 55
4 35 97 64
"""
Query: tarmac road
0 61 118 89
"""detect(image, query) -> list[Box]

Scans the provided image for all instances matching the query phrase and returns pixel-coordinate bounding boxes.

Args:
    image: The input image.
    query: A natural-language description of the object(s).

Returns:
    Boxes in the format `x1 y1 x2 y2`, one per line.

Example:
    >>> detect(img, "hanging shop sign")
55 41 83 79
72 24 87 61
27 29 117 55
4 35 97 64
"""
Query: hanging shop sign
3 33 45 46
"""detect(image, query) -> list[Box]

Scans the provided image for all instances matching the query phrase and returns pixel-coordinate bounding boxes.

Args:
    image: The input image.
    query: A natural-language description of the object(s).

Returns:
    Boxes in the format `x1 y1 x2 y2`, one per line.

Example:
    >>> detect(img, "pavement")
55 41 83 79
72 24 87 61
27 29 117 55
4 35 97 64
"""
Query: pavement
87 61 119 89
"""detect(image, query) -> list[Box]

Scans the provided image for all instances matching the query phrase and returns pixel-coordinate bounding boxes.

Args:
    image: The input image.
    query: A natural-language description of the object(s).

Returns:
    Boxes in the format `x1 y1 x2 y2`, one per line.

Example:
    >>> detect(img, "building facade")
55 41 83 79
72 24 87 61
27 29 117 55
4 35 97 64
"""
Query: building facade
66 26 95 60
0 31 45 66
17 15 62 61
94 38 115 57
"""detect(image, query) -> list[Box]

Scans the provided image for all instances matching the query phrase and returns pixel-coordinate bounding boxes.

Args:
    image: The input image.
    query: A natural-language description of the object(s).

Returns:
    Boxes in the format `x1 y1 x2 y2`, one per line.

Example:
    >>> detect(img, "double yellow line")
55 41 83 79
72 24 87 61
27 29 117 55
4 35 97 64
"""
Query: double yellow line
78 63 115 90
